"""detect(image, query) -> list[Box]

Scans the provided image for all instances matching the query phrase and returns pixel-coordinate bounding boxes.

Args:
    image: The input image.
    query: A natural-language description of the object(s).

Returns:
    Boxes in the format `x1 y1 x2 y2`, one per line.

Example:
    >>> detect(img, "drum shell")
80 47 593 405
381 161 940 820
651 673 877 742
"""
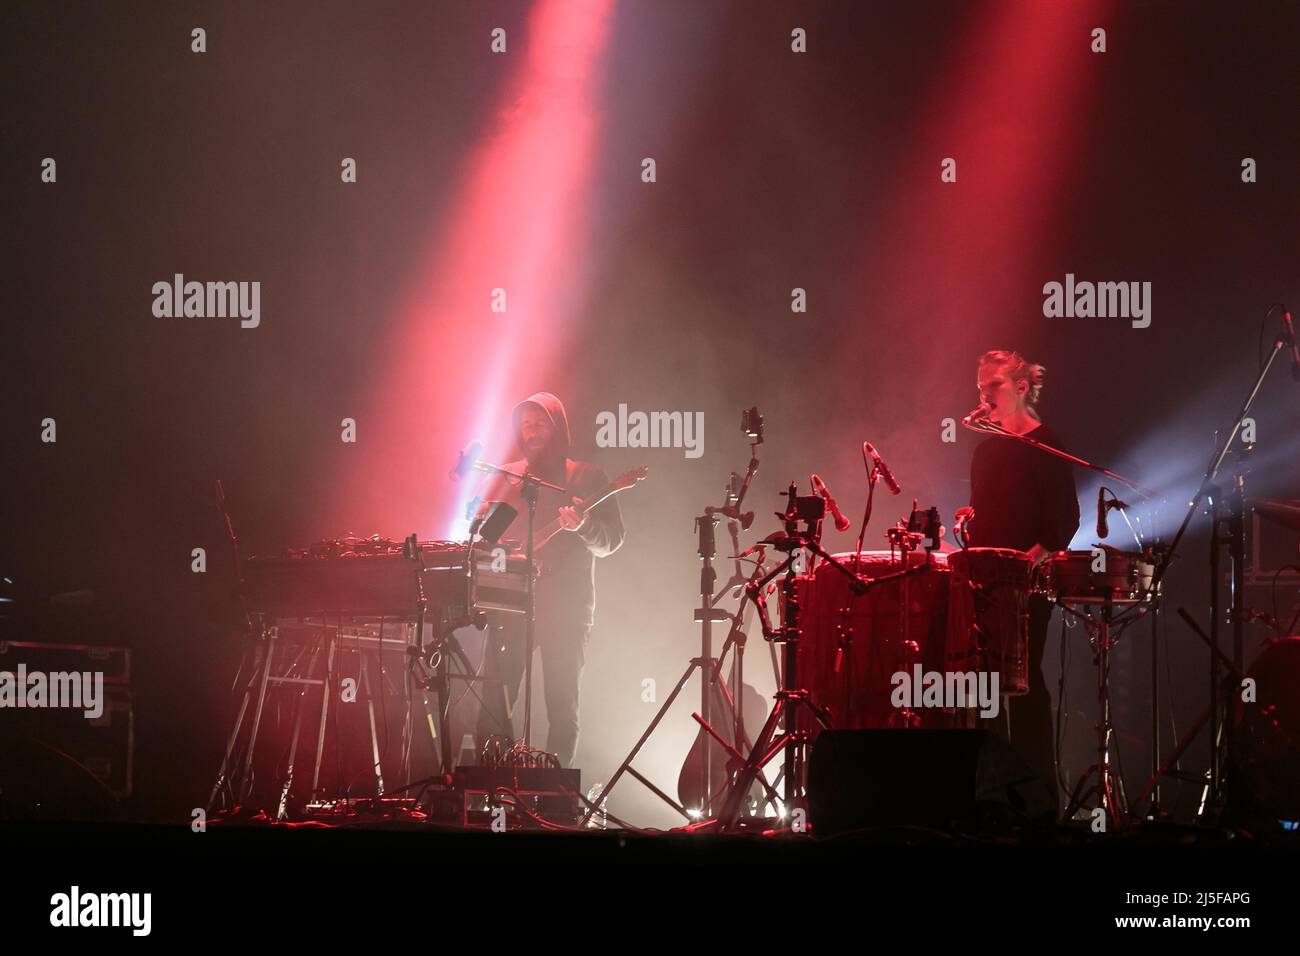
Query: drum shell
794 551 955 736
1043 549 1154 605
946 548 1031 696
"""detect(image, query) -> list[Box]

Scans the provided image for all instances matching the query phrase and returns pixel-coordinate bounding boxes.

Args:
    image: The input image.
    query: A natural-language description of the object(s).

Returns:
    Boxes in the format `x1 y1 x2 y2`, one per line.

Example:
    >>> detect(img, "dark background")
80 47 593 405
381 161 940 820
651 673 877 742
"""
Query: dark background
4 0 1298 828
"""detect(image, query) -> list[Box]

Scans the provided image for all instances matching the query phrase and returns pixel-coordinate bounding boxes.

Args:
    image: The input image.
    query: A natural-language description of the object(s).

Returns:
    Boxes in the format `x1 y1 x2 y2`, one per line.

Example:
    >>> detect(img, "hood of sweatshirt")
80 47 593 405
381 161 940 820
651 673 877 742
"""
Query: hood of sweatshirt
512 391 572 462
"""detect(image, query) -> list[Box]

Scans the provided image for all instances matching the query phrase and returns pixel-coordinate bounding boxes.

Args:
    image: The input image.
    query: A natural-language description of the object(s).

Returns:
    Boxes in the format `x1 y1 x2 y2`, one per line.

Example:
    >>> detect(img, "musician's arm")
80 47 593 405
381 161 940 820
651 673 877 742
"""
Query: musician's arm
575 467 625 557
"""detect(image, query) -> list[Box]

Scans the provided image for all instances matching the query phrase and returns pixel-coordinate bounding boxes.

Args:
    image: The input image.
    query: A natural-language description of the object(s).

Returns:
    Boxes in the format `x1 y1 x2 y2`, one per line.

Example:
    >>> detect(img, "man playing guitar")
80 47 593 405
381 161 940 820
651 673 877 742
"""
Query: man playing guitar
472 391 625 768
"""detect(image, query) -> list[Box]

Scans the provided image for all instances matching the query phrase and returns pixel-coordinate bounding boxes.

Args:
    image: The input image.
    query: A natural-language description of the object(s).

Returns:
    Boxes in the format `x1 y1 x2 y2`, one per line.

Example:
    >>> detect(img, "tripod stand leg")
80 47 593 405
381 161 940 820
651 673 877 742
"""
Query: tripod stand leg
578 660 700 827
207 634 263 812
308 630 337 800
238 626 278 804
435 628 458 776
361 653 385 794
276 635 322 820
1061 768 1092 822
691 710 783 811
717 697 788 829
1133 702 1209 813
1113 765 1130 820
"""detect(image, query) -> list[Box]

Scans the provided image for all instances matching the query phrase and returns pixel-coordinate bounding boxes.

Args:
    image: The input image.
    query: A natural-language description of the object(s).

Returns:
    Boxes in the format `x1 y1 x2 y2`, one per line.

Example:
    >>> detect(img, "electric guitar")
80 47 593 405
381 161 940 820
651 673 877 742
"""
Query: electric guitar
531 465 648 551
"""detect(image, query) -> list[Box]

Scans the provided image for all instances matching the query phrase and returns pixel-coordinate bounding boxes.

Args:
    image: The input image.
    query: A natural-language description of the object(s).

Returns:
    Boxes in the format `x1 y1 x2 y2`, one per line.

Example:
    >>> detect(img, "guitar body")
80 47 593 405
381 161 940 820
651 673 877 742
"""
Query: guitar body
676 677 768 815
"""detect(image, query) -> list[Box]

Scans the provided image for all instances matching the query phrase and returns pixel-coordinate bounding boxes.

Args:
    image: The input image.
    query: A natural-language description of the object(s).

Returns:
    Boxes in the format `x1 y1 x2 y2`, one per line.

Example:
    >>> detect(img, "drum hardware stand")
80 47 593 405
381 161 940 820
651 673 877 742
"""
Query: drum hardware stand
581 413 766 826
882 507 945 728
1059 599 1131 826
702 493 789 811
1108 495 1168 818
1142 304 1293 819
704 484 867 831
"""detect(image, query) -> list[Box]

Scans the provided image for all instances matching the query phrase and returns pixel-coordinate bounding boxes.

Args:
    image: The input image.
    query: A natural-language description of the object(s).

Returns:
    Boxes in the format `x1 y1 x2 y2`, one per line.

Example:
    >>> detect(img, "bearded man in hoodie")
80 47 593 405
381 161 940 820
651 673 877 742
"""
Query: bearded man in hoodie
472 392 625 768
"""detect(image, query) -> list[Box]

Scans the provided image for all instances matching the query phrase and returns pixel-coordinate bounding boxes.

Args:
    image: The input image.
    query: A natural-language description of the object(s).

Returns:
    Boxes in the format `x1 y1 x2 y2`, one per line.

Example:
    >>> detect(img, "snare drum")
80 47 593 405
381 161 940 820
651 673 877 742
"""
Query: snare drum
1041 549 1157 605
794 550 954 734
946 548 1032 696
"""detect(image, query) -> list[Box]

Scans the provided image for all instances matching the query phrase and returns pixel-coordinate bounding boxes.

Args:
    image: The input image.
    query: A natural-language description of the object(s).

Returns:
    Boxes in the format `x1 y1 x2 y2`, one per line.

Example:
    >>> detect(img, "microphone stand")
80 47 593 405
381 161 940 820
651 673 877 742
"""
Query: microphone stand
1133 325 1290 821
836 453 882 726
469 458 564 752
962 417 1155 501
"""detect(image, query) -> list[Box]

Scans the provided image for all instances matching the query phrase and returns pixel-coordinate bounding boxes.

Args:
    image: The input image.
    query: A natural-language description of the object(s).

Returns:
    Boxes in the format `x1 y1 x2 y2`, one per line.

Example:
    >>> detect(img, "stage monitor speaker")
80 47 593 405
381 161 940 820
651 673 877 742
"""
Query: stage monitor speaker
807 729 1054 835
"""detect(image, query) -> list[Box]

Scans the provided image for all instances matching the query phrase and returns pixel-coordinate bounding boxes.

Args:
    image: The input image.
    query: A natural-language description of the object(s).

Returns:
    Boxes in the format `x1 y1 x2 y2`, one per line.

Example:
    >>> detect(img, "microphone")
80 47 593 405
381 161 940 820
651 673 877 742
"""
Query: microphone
1283 309 1300 382
810 474 851 532
961 402 992 426
1096 488 1131 540
953 507 973 547
863 442 902 496
450 440 482 481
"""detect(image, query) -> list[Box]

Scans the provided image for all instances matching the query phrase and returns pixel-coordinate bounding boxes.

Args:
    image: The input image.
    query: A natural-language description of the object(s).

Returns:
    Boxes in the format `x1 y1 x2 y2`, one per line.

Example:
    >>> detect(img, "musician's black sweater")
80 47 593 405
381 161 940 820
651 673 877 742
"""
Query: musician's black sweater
968 424 1080 553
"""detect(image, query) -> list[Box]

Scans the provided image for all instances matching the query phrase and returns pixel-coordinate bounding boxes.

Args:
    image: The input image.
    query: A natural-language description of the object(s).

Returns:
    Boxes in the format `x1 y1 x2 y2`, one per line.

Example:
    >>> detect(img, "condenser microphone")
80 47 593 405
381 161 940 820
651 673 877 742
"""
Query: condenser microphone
450 440 482 480
863 442 902 496
810 474 851 532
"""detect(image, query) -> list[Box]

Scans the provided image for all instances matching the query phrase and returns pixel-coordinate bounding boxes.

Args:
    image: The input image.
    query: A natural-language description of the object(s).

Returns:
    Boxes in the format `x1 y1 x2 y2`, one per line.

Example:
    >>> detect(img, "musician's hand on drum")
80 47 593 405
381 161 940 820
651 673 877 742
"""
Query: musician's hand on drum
558 500 587 531
1026 544 1052 566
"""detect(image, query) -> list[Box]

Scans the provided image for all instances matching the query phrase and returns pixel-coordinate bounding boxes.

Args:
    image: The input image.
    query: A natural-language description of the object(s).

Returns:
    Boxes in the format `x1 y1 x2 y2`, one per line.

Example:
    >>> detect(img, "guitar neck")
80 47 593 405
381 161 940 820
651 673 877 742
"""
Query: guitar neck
534 486 621 550
508 465 645 552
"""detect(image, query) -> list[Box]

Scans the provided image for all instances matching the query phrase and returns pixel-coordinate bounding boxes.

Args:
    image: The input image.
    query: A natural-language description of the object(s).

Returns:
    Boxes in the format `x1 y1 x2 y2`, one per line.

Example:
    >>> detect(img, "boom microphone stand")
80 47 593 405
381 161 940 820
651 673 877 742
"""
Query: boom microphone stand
961 415 1154 501
466 457 564 751
1134 306 1295 819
